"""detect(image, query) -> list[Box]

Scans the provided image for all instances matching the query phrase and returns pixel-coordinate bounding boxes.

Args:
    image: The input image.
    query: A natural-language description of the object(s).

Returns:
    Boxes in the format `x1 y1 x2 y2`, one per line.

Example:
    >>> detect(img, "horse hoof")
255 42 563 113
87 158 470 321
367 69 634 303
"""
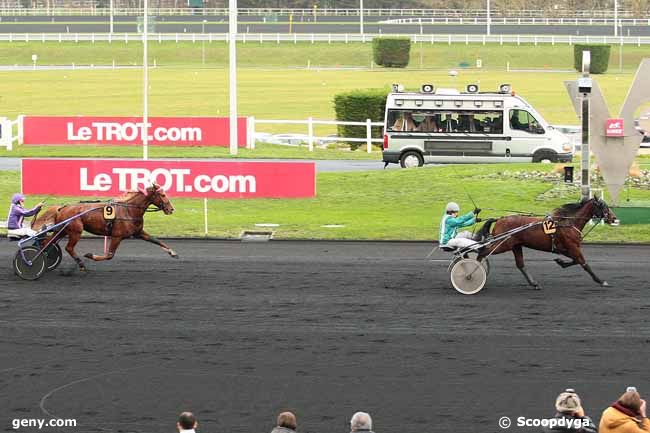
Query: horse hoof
79 267 87 272
169 251 179 259
532 285 541 290
84 253 94 259
602 281 610 287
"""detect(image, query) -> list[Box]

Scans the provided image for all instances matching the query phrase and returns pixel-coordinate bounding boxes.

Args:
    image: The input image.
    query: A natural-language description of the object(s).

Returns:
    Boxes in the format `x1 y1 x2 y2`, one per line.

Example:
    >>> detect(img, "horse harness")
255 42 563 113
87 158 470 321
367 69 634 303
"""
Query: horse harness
100 200 162 236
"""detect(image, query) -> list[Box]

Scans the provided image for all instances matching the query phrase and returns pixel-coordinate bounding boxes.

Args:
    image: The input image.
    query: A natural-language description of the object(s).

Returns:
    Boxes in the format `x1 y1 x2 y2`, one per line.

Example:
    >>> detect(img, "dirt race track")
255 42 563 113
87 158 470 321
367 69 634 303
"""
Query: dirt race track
1 239 649 433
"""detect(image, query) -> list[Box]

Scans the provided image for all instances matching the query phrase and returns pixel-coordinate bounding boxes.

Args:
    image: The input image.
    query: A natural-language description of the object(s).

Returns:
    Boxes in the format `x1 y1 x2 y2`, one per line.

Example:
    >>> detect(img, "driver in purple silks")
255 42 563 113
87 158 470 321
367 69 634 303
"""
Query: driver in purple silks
6 193 44 238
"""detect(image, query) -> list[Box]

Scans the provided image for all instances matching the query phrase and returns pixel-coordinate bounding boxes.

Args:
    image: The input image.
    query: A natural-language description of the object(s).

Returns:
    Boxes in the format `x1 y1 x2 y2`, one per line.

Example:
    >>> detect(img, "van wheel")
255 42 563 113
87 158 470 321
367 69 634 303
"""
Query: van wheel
400 151 424 168
532 150 558 163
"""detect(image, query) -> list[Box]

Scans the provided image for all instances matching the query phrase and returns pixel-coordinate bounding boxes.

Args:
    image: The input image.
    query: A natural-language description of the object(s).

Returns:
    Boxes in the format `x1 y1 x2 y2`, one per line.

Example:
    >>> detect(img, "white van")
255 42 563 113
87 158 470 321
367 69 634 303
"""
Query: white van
382 83 573 168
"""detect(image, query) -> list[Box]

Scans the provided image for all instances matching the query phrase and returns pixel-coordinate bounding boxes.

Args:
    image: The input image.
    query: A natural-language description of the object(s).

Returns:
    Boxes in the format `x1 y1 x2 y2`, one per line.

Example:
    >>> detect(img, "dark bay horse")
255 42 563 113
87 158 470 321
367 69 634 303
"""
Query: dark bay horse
32 184 177 271
476 198 618 289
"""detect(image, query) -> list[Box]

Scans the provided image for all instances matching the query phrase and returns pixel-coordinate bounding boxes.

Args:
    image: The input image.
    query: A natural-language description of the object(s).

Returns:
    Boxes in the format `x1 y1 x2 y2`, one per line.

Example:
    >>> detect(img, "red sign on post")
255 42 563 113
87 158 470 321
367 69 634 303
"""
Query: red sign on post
22 159 316 199
605 118 624 137
22 116 247 147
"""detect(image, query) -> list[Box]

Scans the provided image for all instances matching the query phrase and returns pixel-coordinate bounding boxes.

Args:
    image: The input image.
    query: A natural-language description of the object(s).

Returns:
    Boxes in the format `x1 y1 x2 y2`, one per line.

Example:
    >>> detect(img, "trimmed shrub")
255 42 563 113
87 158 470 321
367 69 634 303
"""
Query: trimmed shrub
573 44 611 74
333 88 388 150
372 37 411 68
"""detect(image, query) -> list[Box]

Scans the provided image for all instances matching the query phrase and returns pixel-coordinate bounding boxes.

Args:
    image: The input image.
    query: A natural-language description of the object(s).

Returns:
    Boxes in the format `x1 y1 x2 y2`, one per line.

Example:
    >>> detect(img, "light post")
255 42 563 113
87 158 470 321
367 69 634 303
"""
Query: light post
360 0 364 35
486 0 491 36
614 0 618 36
202 19 207 66
578 51 592 201
143 0 149 160
109 0 114 34
229 0 238 156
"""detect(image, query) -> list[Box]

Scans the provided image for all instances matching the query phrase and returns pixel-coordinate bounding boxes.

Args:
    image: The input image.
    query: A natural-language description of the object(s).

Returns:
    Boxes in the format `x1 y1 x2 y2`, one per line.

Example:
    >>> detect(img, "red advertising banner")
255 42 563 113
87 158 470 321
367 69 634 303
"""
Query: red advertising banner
22 159 315 199
22 116 247 147
605 118 624 137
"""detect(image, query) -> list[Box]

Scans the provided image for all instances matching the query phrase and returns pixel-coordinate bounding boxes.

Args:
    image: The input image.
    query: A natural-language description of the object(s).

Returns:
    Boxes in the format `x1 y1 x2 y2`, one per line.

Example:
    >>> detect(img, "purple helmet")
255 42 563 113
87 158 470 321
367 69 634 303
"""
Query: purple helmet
11 193 25 204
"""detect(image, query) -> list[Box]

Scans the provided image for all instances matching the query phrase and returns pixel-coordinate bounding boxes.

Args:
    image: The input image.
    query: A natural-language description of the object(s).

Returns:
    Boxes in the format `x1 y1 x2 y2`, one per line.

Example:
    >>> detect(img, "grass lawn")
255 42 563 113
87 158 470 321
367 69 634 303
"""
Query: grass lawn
1 41 649 71
1 164 648 241
0 67 639 149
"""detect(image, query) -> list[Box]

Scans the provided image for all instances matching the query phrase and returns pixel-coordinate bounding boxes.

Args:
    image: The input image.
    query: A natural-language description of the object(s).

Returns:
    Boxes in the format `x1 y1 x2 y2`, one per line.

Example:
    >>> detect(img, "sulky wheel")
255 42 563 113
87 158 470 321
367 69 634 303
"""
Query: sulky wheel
44 243 63 272
450 258 487 295
448 253 490 277
13 246 47 281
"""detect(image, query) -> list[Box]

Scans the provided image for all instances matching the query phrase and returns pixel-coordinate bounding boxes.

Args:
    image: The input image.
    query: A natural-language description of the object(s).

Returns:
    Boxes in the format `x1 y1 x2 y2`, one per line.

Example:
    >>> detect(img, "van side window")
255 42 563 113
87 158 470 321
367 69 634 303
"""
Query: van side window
509 109 544 134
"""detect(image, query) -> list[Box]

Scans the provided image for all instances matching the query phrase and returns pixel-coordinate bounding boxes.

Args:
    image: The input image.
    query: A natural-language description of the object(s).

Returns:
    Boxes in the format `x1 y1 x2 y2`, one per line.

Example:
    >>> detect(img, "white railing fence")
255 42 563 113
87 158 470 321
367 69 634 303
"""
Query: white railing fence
0 115 22 151
1 32 650 46
2 115 383 153
0 7 647 19
249 117 383 153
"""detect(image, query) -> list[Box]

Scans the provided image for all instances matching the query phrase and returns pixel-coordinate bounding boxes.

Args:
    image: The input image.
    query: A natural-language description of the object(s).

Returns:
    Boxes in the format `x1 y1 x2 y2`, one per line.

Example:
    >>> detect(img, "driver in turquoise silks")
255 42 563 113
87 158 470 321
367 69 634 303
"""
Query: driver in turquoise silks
439 202 481 249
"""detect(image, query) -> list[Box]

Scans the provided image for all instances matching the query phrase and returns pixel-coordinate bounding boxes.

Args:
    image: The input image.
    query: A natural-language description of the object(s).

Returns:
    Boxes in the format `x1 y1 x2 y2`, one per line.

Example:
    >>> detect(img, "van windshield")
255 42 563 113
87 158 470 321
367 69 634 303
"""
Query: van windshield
387 109 504 133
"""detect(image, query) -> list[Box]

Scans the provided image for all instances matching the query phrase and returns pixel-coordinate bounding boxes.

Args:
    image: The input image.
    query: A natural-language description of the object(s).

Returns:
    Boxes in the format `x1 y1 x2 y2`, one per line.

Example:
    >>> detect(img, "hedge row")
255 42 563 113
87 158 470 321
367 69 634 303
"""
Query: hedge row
333 89 389 150
372 37 411 68
573 44 611 74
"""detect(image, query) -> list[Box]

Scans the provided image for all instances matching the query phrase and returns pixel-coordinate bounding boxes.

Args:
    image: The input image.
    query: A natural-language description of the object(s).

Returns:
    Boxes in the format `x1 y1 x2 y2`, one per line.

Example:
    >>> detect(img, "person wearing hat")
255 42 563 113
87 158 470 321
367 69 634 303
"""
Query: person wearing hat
6 193 44 238
543 389 597 433
600 389 650 432
439 202 481 249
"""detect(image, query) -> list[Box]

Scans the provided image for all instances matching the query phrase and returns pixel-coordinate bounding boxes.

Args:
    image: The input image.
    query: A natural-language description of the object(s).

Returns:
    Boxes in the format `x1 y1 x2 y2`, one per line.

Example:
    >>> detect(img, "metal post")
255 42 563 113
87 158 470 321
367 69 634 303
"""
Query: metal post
143 0 148 161
229 0 238 156
614 0 618 37
486 0 491 36
109 0 114 34
580 51 591 201
366 118 372 153
359 0 364 35
202 19 206 65
307 116 314 152
203 198 208 236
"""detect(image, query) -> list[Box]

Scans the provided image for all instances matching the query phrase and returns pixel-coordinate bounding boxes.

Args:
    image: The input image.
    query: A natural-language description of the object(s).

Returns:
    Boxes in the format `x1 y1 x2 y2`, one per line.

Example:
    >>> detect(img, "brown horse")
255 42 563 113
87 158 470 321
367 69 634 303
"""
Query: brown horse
32 184 177 271
475 198 618 289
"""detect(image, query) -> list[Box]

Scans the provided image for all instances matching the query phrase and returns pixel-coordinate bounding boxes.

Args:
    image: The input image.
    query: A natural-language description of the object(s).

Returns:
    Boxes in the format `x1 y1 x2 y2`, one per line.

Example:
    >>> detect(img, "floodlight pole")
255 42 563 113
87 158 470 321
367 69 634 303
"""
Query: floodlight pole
614 0 618 36
229 0 238 155
143 0 149 160
360 0 364 35
486 0 491 36
580 51 591 201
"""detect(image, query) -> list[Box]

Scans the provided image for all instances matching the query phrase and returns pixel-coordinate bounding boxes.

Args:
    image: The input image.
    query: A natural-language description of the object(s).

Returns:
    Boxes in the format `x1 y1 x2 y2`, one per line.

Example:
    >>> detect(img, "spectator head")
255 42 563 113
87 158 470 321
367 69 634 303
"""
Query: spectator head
177 412 197 432
618 390 643 414
350 412 372 432
555 389 583 415
277 411 297 431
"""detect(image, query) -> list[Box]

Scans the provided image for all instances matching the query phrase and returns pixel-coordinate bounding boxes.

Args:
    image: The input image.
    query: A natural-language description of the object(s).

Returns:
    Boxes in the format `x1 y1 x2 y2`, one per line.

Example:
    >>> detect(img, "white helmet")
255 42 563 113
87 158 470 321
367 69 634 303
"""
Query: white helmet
446 202 460 212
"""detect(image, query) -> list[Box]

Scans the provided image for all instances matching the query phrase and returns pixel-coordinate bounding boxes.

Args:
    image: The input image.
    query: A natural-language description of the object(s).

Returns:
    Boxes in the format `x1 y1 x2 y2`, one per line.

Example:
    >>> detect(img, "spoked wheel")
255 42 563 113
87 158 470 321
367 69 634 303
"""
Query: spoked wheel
44 243 63 271
13 246 46 281
450 258 487 295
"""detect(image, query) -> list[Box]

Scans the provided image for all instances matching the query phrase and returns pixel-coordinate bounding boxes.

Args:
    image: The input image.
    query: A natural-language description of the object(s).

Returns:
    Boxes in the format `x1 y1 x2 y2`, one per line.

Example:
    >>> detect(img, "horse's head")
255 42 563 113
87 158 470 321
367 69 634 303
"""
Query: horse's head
591 197 619 226
144 183 174 215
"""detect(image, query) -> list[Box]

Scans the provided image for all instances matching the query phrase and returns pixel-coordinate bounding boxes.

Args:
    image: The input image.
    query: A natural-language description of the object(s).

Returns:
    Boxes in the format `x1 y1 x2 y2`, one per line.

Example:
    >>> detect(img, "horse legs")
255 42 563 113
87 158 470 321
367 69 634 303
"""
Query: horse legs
513 245 540 289
136 230 179 258
64 228 86 271
565 246 609 287
554 258 578 268
84 237 122 261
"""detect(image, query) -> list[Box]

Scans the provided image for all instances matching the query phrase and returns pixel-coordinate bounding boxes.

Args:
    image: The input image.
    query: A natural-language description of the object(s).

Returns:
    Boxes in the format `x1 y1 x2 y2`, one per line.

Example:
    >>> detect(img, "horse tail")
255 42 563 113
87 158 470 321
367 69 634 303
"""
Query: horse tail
476 218 498 242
